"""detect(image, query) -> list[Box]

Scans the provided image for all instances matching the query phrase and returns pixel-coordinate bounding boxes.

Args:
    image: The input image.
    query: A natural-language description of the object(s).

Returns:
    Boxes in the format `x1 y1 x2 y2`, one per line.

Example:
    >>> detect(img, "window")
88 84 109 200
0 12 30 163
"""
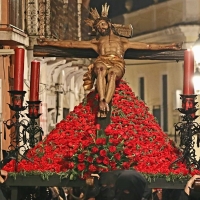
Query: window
139 77 145 101
153 105 161 126
162 74 168 132
9 0 23 30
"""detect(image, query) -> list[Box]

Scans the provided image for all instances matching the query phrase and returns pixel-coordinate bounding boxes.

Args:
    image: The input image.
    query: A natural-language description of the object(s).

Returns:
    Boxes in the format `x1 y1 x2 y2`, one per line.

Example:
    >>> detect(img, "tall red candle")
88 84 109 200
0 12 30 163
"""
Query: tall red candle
14 48 25 91
183 49 194 95
29 60 40 101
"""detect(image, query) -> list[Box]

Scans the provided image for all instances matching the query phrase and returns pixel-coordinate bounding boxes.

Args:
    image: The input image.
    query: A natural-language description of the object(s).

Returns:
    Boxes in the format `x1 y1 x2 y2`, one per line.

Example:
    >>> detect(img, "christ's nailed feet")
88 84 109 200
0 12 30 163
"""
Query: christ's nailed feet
97 99 109 118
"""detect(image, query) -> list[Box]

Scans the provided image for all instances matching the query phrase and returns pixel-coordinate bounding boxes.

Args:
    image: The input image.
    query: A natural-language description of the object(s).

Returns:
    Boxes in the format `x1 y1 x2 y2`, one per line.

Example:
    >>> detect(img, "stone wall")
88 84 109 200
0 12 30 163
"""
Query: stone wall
123 0 200 36
50 0 90 41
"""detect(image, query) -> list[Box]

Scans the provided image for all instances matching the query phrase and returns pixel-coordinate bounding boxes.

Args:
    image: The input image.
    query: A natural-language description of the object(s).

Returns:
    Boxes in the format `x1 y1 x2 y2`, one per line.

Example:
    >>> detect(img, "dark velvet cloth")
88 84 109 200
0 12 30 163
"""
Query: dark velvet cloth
162 189 200 200
114 170 151 200
189 188 200 200
85 170 152 200
0 189 6 200
95 170 121 200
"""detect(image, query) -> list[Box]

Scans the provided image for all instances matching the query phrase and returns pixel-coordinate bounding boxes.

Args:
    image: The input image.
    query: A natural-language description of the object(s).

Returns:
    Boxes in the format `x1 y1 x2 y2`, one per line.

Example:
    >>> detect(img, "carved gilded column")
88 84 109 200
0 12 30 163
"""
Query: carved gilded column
25 0 39 36
77 0 82 41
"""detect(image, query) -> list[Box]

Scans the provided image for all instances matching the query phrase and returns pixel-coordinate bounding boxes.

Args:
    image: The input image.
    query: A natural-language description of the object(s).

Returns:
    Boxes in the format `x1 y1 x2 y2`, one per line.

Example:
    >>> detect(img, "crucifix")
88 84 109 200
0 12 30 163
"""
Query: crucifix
35 3 183 119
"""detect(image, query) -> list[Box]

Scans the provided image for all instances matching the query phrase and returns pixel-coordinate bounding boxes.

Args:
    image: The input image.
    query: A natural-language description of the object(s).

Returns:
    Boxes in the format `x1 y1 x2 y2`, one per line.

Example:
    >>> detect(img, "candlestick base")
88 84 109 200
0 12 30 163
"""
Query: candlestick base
3 109 33 172
170 94 200 171
25 101 43 148
2 94 44 171
23 118 43 149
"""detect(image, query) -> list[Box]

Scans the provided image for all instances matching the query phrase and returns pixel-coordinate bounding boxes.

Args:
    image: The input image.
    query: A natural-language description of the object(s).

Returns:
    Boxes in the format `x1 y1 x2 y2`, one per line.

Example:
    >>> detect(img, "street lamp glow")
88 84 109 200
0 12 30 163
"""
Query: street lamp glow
192 34 200 65
192 68 200 94
192 34 200 94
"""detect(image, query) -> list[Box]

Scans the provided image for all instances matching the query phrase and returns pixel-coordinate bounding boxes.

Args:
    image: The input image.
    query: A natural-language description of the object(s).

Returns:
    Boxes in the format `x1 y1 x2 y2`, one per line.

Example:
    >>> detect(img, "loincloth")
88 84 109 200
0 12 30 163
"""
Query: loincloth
83 55 125 90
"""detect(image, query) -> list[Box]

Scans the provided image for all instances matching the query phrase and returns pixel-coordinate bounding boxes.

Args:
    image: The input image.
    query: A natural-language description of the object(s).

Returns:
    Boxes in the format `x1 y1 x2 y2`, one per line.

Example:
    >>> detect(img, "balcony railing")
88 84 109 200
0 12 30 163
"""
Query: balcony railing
0 24 28 46
0 24 25 34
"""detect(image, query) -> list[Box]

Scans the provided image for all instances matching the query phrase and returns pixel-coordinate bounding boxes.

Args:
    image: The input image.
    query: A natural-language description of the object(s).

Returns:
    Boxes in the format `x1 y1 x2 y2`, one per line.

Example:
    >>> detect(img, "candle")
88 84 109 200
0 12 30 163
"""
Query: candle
14 48 25 91
183 49 194 95
29 60 40 101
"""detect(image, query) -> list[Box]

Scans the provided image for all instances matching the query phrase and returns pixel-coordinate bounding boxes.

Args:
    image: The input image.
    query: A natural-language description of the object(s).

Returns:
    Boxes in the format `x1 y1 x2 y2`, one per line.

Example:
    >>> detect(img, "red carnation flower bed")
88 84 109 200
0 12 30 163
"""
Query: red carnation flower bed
3 80 200 180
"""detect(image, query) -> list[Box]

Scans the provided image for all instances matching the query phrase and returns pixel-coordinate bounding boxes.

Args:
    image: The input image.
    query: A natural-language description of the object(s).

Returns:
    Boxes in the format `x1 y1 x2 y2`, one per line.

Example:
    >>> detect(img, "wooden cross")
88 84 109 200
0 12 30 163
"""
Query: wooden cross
33 44 185 61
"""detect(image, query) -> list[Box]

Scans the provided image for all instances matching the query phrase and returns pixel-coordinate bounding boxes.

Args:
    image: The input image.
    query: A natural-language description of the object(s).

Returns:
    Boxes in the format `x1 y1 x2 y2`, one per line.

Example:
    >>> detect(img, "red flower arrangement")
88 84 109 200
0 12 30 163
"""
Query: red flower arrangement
59 126 133 180
3 80 200 181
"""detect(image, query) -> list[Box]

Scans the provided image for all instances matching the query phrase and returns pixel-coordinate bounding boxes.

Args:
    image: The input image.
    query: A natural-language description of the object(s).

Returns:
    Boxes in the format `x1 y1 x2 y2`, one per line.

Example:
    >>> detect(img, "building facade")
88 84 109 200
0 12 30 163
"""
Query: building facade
123 0 200 134
0 0 28 158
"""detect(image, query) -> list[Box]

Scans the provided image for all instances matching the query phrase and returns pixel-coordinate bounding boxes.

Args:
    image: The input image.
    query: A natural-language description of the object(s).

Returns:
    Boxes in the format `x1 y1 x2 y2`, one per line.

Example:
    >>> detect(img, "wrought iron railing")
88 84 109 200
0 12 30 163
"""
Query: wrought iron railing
0 24 25 34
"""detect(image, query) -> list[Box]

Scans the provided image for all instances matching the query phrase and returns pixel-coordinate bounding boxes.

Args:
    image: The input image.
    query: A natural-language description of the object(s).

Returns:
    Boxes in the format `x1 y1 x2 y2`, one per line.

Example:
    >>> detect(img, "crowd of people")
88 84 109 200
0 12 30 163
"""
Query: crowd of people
83 170 200 200
0 168 200 199
0 169 8 200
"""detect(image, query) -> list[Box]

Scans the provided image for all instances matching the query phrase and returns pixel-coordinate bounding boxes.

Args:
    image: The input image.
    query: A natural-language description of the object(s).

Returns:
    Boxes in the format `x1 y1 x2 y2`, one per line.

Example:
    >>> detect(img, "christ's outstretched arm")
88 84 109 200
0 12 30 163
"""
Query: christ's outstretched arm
37 38 98 51
123 40 182 52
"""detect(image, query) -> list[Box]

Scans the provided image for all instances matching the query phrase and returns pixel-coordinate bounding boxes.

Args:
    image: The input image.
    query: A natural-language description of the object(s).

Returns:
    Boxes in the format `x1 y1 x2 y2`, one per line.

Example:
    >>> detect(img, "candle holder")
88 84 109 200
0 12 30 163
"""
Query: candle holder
8 90 27 111
3 90 30 171
25 101 43 148
170 94 200 171
3 92 43 171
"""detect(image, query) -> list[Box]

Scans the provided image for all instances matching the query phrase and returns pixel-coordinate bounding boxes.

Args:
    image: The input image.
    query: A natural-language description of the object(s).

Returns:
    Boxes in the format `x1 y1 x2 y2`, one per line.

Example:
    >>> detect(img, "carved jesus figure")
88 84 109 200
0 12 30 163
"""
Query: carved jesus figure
37 3 182 118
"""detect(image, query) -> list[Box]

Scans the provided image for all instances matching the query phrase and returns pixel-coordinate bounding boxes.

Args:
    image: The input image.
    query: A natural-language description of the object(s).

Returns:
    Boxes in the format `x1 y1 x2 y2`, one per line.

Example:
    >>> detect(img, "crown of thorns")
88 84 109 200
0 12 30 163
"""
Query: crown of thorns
85 3 110 29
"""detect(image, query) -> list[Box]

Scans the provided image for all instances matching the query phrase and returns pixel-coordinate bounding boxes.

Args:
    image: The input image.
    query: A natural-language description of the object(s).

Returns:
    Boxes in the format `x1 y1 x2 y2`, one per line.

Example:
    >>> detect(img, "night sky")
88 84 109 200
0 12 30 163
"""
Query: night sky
89 0 127 19
89 0 167 18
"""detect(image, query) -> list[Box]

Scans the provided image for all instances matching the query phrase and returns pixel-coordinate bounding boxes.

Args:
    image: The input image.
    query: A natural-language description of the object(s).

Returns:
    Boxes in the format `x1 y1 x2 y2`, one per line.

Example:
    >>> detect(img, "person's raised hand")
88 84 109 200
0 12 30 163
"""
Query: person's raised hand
0 170 8 183
185 175 200 195
171 42 183 50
